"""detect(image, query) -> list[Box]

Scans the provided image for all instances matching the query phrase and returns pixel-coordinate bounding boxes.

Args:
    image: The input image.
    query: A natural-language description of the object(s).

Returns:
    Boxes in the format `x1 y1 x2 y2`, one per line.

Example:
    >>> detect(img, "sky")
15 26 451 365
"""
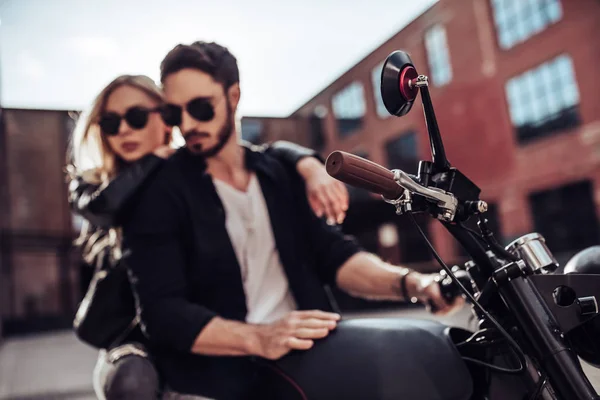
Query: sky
0 0 437 117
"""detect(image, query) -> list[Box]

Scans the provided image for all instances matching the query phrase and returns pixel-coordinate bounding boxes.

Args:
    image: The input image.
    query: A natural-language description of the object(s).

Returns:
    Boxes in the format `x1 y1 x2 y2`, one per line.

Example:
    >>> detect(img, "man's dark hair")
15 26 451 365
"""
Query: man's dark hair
160 41 239 88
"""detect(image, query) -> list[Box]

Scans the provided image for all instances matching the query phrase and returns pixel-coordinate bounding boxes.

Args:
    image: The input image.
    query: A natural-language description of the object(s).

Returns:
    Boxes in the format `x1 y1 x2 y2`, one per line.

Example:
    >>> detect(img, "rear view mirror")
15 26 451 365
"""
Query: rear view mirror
381 50 419 117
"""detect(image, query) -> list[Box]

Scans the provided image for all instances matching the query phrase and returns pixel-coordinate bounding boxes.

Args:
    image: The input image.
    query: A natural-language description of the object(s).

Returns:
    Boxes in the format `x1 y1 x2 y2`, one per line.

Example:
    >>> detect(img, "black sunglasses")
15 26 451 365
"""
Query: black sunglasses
161 97 218 127
99 106 161 136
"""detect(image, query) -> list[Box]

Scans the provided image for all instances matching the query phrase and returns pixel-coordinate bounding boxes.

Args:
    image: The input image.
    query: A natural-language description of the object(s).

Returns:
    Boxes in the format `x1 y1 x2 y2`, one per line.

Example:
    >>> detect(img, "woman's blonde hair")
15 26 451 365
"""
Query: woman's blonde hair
66 75 167 261
67 74 166 184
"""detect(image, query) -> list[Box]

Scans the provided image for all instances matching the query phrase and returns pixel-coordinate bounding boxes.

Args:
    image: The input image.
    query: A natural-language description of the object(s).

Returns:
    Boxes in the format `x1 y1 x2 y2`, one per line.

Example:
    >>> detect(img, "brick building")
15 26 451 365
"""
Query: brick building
0 108 81 335
243 0 600 270
2 0 600 331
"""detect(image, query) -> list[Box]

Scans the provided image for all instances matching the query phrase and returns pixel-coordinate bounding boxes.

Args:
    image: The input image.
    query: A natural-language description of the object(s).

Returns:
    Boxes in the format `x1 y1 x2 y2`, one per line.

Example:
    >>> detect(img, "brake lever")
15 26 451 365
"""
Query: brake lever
391 169 458 222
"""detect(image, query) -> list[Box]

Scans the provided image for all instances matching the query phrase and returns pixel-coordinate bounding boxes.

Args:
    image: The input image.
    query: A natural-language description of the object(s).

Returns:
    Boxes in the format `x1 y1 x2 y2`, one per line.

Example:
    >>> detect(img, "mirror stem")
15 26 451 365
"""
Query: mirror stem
418 76 451 172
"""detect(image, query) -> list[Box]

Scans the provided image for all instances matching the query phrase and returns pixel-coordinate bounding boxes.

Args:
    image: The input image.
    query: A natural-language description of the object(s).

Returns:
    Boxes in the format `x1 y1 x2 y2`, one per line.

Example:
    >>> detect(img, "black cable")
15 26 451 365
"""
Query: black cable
456 339 505 348
529 375 548 400
455 328 510 354
458 220 518 264
455 328 500 347
456 218 519 264
407 213 526 374
477 215 519 262
455 329 523 373
459 224 489 248
462 357 524 375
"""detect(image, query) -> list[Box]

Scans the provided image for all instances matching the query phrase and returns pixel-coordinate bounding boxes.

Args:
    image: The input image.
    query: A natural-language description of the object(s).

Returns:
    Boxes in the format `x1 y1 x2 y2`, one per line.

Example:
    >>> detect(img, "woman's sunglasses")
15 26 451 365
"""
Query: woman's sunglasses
98 106 161 136
161 97 218 127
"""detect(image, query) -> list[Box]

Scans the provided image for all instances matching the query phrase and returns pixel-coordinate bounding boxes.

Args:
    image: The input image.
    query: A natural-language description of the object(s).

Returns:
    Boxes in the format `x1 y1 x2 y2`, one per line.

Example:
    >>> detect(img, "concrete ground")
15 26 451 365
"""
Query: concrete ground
0 305 599 399
0 331 98 399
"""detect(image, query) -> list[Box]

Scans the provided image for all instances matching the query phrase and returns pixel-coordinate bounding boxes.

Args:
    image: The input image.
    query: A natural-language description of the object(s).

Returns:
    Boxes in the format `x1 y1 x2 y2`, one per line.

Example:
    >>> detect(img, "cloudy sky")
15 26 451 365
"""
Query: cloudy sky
0 0 436 117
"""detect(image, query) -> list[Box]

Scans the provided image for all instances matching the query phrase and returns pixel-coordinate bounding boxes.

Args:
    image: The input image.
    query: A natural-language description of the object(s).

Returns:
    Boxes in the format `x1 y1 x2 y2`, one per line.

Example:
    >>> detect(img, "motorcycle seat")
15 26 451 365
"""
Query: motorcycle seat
269 317 473 400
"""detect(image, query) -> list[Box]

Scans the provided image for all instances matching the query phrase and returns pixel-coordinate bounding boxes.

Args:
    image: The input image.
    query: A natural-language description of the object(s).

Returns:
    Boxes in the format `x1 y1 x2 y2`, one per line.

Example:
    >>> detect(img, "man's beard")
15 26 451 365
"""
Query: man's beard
186 101 234 158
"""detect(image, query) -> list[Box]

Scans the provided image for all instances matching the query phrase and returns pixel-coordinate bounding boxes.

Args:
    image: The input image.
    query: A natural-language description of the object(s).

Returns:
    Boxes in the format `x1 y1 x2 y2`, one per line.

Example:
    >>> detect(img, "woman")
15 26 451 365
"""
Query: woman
66 74 348 399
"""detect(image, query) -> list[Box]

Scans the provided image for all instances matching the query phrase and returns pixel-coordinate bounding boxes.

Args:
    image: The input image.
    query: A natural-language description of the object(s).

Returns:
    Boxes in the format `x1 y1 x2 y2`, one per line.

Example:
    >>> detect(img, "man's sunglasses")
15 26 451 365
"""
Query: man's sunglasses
99 106 162 136
161 97 217 127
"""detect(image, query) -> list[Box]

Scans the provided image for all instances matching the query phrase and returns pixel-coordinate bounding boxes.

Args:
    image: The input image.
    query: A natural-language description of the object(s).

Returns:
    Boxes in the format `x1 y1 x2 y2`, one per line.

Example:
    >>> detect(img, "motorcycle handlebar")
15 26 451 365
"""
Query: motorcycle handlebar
429 268 474 313
326 151 403 200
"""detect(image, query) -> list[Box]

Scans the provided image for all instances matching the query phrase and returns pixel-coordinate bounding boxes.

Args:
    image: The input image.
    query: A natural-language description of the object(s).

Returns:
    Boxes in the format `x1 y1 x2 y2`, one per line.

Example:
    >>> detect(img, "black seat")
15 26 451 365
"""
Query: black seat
269 318 473 400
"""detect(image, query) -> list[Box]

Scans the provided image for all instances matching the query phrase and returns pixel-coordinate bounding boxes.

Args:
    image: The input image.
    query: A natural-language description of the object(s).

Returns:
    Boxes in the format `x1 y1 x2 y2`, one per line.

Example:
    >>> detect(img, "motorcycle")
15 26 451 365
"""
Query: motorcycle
268 50 600 399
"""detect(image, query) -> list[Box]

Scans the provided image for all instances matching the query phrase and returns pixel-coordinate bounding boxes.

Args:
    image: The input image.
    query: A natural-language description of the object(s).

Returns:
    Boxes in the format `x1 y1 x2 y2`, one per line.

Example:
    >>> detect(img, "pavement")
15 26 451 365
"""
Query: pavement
0 305 599 399
0 331 97 399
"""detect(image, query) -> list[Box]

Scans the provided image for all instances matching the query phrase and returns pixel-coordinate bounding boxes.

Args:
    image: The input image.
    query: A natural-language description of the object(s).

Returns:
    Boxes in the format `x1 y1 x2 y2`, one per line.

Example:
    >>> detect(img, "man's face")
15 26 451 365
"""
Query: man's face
163 68 235 157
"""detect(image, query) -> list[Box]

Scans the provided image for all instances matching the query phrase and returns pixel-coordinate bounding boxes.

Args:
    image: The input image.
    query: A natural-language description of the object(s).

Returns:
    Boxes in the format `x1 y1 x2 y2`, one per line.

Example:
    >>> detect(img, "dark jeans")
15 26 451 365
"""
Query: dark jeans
93 342 161 399
92 344 294 399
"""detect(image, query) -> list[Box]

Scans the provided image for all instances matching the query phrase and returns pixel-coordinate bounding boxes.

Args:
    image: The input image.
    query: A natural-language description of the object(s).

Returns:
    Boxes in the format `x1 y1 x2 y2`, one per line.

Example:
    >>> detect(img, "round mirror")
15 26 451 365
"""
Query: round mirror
381 51 419 117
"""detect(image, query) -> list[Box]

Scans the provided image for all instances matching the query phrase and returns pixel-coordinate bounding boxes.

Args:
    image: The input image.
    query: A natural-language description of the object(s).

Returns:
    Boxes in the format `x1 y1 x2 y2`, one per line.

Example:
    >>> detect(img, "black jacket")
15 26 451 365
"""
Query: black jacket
69 141 319 230
121 144 361 398
68 141 323 348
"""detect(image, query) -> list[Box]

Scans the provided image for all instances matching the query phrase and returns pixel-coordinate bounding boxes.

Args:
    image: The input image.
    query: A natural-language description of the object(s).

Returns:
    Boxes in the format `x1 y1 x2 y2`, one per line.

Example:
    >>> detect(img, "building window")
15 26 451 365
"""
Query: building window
424 25 452 87
491 0 562 49
505 54 580 144
240 119 263 144
529 180 599 257
332 82 366 138
385 131 419 174
371 62 389 118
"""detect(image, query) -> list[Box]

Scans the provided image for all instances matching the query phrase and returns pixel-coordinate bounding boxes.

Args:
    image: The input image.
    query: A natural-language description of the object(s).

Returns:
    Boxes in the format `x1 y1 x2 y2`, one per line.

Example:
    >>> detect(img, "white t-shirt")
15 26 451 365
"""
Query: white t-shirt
213 173 297 324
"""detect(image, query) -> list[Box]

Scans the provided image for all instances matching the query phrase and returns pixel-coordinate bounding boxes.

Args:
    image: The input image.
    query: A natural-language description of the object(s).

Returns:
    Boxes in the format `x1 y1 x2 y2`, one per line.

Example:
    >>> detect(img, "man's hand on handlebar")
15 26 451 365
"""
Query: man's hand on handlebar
405 272 465 316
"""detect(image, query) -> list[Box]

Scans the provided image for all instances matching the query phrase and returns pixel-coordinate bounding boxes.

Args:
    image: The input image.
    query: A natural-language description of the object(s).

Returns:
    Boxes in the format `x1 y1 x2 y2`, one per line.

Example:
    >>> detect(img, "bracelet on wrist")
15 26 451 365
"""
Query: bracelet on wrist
399 269 418 304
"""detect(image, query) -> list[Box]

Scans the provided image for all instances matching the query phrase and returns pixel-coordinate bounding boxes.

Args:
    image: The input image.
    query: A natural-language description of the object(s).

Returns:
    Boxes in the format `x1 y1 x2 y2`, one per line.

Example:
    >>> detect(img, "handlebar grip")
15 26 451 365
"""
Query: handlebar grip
429 269 473 313
326 151 403 200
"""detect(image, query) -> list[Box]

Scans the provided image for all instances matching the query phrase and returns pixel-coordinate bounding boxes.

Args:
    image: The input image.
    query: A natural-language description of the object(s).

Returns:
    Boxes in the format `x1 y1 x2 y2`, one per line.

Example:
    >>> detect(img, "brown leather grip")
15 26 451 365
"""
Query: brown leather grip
326 151 403 200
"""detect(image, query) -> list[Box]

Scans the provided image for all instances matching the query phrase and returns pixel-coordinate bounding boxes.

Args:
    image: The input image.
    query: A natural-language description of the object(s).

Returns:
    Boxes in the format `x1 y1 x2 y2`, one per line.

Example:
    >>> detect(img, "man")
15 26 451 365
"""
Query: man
122 41 461 399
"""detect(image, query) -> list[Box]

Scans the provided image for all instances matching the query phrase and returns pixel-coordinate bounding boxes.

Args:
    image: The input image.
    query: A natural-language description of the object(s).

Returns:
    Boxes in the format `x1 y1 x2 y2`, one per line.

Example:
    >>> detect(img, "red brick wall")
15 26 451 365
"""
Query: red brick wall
265 0 600 261
5 109 72 233
2 109 79 320
243 116 313 147
12 251 61 317
3 1 597 323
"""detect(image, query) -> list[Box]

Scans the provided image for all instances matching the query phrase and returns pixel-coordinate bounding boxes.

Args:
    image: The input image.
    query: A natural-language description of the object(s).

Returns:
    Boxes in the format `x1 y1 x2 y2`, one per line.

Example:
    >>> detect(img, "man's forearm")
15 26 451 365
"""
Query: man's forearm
191 317 262 357
296 156 323 179
335 252 420 301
